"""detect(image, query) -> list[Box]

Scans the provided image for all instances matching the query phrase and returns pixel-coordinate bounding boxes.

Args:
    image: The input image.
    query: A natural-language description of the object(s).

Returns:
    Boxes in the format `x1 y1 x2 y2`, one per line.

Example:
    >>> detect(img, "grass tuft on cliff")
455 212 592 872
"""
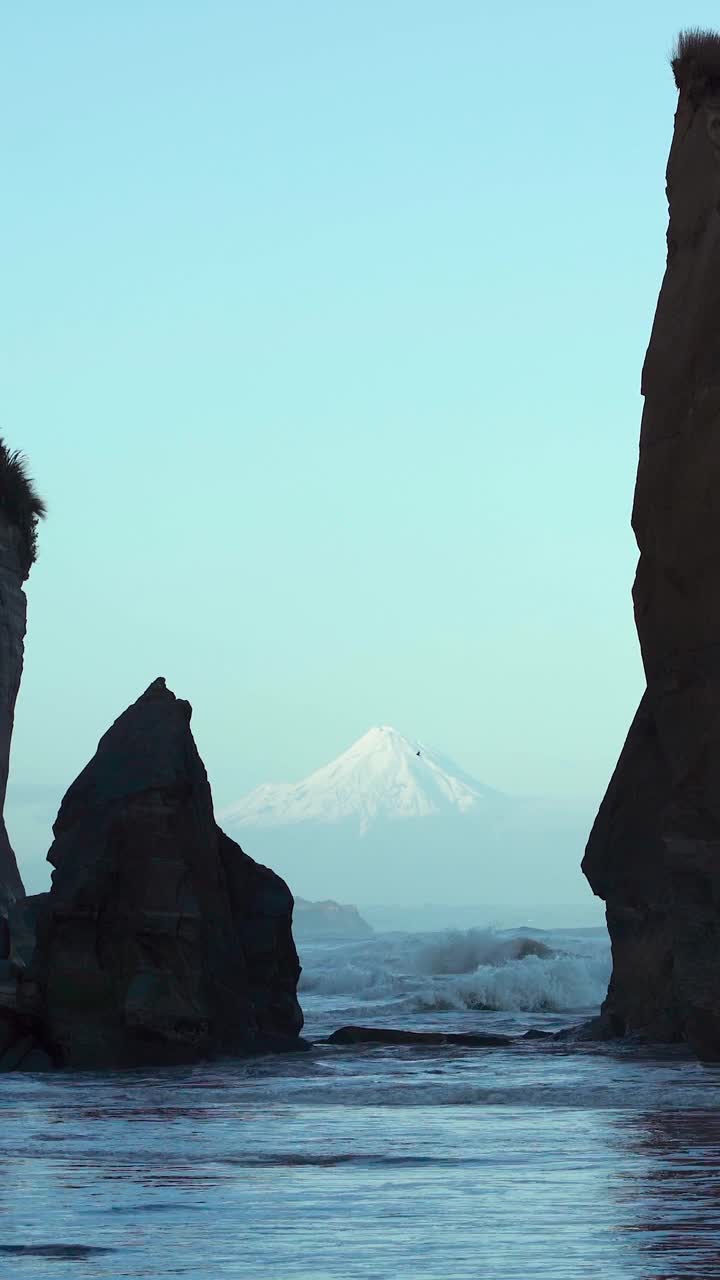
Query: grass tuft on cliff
0 440 46 575
671 29 720 92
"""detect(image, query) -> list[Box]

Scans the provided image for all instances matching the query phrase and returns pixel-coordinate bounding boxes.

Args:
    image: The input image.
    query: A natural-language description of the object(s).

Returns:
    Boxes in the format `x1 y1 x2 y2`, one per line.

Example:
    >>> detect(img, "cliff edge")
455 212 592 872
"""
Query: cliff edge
0 442 44 917
583 31 720 1058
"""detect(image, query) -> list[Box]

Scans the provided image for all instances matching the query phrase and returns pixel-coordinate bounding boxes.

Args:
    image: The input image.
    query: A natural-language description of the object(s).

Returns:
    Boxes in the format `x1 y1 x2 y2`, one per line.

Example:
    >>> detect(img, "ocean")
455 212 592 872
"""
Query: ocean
3 923 720 1278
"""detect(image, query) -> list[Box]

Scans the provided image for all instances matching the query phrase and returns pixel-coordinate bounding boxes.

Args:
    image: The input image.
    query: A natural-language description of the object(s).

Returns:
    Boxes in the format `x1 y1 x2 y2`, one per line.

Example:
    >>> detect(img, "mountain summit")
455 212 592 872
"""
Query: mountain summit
221 726 505 834
221 729 591 908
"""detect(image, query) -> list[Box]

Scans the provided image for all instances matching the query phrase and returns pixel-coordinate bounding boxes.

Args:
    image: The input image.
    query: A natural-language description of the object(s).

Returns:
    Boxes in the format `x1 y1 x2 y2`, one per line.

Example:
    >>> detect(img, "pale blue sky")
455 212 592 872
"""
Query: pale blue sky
0 2 705 891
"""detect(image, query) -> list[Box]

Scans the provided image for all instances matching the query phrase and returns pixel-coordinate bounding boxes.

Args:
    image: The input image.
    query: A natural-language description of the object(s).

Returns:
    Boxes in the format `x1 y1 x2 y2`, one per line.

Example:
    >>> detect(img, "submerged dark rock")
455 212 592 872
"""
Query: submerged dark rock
0 1246 115 1259
583 31 720 1058
327 1026 512 1047
22 678 305 1068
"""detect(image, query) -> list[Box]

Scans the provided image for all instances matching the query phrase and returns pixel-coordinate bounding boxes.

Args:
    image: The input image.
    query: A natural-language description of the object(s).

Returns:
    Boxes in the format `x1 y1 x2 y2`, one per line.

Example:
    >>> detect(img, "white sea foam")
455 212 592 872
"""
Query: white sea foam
411 953 607 1013
298 927 610 1014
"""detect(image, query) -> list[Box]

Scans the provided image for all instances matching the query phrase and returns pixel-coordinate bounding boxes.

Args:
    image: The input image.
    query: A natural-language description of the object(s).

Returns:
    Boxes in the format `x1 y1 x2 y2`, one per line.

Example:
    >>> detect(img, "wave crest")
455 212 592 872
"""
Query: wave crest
411 929 555 975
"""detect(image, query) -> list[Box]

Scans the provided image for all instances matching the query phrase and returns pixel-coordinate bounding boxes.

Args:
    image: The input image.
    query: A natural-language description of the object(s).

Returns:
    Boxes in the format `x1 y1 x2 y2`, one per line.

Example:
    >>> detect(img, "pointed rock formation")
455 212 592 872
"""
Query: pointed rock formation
583 31 720 1056
22 679 304 1067
0 442 44 917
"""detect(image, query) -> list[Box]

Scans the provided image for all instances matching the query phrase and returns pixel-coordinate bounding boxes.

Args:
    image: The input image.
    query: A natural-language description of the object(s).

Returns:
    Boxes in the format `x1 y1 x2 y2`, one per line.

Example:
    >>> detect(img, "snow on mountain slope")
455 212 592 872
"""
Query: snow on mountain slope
220 728 594 908
221 726 508 834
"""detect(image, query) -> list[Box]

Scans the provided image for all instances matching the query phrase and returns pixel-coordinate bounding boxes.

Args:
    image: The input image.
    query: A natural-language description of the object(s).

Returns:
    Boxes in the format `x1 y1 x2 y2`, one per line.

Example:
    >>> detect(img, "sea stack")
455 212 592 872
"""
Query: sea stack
583 31 720 1057
22 679 304 1067
0 443 44 918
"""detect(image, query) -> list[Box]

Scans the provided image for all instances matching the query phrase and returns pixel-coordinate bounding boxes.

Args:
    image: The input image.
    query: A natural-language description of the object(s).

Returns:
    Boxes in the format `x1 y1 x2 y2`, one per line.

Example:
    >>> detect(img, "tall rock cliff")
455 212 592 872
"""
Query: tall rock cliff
0 443 44 917
583 31 720 1056
23 678 304 1067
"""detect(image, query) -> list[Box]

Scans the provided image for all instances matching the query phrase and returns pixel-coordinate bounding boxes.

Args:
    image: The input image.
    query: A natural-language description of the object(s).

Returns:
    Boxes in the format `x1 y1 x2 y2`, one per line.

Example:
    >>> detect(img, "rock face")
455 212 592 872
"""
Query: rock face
0 443 45 916
583 32 720 1057
23 678 304 1067
0 518 27 916
7 893 48 968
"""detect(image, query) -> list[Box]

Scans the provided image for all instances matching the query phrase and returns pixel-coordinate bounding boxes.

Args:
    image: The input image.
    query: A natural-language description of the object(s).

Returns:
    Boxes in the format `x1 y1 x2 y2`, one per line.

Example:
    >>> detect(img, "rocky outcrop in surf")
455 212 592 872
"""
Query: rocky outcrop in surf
583 30 720 1059
10 679 305 1068
327 1026 512 1047
293 898 374 941
0 442 44 918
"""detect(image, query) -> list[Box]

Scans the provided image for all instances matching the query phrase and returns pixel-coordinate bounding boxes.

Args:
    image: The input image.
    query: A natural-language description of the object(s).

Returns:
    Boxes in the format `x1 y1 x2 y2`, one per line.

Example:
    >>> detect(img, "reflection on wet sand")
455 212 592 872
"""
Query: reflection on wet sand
611 1104 720 1278
2 1047 720 1278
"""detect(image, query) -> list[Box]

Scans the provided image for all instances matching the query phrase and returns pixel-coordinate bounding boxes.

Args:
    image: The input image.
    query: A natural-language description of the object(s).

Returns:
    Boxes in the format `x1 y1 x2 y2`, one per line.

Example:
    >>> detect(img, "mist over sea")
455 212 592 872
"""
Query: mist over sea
4 916 720 1279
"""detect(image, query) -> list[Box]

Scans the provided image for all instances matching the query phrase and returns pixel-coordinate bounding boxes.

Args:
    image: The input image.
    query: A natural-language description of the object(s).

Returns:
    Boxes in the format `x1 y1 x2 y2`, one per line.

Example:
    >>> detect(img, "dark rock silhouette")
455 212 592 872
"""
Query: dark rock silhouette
0 442 44 918
7 893 48 968
16 678 304 1068
583 30 720 1058
327 1026 512 1047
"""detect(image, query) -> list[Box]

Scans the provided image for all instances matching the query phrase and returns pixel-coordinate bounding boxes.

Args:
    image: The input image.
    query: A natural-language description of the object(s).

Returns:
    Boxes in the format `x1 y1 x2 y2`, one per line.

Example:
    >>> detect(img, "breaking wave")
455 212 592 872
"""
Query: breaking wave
410 953 606 1013
412 929 555 975
299 927 610 1014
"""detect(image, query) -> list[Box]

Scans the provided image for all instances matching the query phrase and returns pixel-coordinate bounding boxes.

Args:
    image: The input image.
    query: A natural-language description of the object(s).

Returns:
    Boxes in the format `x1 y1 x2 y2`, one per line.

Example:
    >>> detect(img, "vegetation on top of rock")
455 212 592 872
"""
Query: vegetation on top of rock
671 28 720 93
0 440 46 575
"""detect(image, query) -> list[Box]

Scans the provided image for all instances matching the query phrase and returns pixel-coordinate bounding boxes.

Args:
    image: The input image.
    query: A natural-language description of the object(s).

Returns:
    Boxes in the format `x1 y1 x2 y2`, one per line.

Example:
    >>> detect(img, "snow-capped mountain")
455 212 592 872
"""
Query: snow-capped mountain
220 728 593 910
222 726 506 833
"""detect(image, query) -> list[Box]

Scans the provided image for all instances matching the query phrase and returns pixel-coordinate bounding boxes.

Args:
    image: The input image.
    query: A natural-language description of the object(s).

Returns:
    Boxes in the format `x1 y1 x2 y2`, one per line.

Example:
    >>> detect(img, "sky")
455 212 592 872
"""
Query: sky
0 1 708 894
